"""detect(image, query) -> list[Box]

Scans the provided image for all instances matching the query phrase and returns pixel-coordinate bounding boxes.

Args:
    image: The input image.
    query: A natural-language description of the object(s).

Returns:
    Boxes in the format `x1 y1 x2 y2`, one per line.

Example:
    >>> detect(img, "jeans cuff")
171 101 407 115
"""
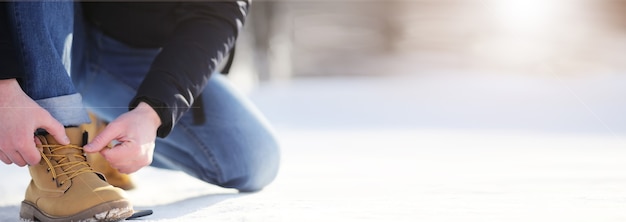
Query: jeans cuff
36 93 91 126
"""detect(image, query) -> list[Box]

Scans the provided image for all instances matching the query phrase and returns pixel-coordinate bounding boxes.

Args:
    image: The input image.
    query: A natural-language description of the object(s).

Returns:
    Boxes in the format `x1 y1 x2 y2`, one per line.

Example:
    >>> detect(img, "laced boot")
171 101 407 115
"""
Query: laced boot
20 127 133 222
81 112 135 190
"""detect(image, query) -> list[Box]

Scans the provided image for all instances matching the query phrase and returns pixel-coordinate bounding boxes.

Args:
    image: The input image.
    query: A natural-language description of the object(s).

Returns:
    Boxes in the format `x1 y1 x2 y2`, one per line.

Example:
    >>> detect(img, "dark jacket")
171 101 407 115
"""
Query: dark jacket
0 3 21 81
0 2 250 137
84 2 249 137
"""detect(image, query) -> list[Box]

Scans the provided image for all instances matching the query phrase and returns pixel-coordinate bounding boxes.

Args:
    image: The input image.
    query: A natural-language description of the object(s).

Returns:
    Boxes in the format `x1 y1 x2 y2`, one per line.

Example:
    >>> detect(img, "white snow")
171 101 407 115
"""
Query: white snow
2 71 626 221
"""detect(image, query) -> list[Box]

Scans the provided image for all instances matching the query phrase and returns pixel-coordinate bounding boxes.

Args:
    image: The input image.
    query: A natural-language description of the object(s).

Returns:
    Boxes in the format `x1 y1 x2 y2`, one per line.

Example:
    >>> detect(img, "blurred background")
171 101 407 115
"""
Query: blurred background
221 2 626 220
235 0 626 80
229 0 626 134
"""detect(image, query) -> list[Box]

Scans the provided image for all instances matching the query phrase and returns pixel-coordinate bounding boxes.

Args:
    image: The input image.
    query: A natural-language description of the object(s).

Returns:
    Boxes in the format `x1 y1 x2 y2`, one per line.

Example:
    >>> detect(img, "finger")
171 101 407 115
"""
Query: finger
37 112 69 145
7 150 27 167
117 165 141 174
101 142 145 174
21 139 41 165
100 142 136 164
106 158 140 174
100 148 128 172
111 159 143 174
84 123 120 153
34 136 42 146
0 151 11 164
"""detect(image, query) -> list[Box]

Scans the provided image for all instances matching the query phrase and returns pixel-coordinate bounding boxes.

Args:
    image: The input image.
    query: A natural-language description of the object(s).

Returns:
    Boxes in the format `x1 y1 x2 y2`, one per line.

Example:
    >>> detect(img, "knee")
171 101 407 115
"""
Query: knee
221 157 280 192
219 135 281 192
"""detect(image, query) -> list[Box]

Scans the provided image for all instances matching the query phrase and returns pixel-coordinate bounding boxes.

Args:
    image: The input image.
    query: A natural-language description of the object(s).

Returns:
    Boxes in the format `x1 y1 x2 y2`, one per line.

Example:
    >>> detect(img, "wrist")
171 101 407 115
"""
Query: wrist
0 79 23 104
129 96 172 138
0 78 20 91
135 102 162 128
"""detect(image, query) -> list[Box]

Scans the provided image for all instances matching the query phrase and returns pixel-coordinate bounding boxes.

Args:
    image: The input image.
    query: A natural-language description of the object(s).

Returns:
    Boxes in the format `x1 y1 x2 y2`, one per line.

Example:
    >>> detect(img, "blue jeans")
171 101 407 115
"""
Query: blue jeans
9 2 280 192
4 2 90 125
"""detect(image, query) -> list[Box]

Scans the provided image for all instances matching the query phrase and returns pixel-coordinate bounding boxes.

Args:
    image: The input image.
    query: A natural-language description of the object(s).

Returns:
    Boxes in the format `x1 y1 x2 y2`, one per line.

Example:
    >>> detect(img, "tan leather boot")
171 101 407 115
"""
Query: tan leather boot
20 127 133 222
81 112 135 190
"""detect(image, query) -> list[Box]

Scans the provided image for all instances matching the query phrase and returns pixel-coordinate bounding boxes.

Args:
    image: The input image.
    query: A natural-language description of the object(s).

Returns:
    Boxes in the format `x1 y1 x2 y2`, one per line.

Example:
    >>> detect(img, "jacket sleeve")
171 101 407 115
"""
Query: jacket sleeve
129 1 250 137
0 3 22 80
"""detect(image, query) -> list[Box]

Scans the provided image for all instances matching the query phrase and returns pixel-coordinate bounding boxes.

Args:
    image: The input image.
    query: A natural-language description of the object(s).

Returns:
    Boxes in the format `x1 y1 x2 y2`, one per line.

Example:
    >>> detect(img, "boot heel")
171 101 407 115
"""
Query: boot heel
19 201 37 222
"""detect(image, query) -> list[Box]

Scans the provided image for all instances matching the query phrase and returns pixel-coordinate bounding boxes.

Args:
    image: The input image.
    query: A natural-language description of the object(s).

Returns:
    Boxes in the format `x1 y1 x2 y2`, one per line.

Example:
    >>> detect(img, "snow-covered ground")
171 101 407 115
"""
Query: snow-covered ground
2 71 626 221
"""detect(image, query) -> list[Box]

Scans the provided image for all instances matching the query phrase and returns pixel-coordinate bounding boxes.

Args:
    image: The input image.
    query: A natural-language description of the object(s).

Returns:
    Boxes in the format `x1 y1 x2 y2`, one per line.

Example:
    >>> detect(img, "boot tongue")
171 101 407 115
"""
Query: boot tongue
44 128 85 156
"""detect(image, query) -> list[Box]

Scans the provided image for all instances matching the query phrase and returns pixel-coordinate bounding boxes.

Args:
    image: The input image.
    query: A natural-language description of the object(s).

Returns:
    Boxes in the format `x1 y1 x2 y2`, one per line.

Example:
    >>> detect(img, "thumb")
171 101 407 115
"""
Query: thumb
84 124 118 153
38 113 70 145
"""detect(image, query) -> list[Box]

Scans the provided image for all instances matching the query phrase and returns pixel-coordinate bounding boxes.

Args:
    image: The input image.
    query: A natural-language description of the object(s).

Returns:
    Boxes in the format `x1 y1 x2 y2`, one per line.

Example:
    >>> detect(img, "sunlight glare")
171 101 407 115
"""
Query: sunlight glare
492 0 562 34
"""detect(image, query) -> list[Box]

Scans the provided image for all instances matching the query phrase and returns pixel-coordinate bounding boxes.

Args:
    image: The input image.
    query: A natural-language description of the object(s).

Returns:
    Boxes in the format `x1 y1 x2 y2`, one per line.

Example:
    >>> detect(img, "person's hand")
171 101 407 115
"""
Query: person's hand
84 102 161 174
0 79 69 166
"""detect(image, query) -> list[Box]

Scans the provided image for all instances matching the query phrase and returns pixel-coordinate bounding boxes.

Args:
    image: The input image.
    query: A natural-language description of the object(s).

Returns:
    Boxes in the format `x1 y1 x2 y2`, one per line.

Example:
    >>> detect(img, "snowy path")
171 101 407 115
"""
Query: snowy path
2 73 626 221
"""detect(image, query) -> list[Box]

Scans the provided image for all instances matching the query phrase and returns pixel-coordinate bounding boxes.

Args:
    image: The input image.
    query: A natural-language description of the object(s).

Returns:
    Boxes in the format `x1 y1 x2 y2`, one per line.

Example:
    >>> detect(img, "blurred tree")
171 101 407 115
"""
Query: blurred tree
247 2 293 81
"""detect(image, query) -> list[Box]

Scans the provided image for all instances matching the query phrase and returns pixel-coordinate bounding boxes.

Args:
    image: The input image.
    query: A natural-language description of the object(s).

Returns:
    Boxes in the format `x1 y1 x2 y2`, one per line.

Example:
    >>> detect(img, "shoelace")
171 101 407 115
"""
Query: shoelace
39 144 96 186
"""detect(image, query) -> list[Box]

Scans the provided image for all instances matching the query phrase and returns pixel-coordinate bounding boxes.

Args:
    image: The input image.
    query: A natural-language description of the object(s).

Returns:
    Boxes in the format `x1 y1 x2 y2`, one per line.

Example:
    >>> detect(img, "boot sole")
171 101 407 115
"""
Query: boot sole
19 199 133 222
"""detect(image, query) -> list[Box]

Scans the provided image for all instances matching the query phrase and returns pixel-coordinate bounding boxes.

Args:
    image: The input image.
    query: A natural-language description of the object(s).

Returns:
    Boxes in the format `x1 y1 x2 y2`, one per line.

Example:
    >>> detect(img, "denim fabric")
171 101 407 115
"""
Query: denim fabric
5 2 90 126
72 24 280 191
6 1 279 191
